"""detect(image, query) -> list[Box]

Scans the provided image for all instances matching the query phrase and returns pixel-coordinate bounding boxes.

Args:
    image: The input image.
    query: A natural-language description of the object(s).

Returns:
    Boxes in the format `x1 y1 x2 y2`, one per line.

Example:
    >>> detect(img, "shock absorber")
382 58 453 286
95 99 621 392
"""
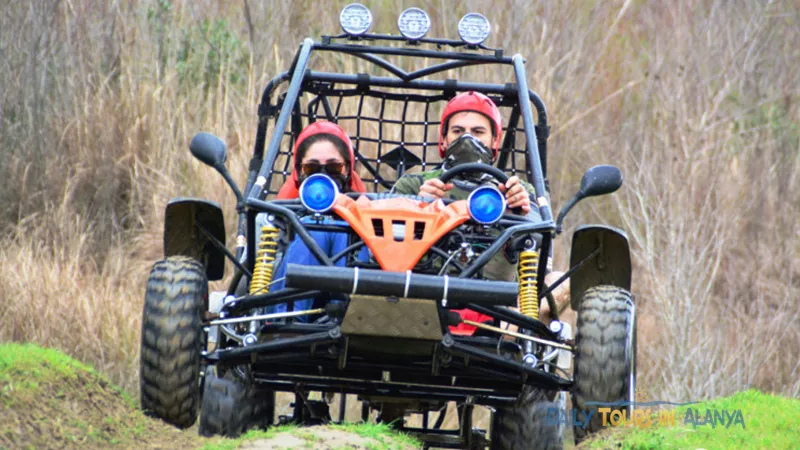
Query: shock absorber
249 224 279 295
518 248 540 320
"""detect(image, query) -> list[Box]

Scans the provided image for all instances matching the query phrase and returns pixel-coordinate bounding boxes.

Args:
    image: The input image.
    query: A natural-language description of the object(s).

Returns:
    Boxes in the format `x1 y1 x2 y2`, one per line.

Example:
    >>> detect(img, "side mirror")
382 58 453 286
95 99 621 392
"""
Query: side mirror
189 132 243 207
190 132 227 168
578 165 623 198
556 165 623 233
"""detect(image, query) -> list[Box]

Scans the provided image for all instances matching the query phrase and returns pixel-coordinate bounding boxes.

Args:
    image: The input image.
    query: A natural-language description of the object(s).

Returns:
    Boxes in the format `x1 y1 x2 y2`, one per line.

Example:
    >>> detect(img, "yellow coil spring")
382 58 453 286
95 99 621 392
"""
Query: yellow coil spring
249 225 279 295
518 249 540 319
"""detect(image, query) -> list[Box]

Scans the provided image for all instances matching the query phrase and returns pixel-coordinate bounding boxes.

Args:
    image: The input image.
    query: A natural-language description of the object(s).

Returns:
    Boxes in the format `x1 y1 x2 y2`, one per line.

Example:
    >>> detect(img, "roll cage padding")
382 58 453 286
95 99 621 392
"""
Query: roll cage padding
164 197 226 281
569 225 632 310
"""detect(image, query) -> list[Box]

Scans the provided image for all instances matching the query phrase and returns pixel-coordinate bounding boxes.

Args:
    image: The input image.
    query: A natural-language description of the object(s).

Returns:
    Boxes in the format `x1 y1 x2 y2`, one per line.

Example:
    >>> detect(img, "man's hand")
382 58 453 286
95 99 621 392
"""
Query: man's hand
498 176 531 213
419 179 454 199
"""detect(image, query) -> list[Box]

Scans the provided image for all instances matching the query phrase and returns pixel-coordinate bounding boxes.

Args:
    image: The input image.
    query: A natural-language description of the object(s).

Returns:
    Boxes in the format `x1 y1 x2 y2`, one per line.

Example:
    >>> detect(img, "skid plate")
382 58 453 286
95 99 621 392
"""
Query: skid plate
341 295 443 340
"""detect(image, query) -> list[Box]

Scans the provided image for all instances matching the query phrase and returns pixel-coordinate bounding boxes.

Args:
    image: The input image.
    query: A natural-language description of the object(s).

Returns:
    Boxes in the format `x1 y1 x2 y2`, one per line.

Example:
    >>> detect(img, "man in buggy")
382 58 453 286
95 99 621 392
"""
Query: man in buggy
392 91 571 331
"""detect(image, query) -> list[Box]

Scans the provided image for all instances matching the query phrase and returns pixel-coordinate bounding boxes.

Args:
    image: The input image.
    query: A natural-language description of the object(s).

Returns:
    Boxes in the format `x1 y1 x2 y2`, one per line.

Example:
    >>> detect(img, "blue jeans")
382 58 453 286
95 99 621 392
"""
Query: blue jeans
268 219 369 321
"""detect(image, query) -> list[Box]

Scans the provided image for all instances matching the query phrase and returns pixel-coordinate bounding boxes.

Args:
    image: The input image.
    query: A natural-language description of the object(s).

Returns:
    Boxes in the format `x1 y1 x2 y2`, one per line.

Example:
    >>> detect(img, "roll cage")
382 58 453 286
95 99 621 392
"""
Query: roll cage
234 33 555 272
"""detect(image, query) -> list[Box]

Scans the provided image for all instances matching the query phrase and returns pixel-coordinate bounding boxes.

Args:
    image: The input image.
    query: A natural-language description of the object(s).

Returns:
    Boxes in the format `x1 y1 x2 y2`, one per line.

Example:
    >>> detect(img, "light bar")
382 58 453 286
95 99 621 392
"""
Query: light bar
397 7 431 41
457 13 491 45
339 3 373 37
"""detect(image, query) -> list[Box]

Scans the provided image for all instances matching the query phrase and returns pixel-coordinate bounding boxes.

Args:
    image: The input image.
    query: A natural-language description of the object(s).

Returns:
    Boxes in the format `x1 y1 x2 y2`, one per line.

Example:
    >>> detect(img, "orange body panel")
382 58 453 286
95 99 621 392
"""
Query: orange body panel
332 195 471 272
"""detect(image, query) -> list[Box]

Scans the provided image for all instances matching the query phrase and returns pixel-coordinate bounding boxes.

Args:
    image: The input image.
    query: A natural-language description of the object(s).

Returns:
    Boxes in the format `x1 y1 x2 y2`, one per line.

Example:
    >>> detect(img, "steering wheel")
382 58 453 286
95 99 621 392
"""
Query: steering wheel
438 163 532 217
438 162 510 185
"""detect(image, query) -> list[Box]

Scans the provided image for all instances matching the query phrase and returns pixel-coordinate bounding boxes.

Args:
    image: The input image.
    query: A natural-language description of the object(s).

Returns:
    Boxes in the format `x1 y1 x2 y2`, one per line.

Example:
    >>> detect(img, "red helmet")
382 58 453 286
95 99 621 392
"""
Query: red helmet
438 91 503 157
294 121 354 160
276 121 366 199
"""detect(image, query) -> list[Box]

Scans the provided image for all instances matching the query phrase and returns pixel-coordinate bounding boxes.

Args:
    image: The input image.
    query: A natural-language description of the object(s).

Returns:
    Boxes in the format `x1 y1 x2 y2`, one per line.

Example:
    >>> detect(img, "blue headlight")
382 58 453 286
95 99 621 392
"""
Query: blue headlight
468 186 506 224
299 174 339 213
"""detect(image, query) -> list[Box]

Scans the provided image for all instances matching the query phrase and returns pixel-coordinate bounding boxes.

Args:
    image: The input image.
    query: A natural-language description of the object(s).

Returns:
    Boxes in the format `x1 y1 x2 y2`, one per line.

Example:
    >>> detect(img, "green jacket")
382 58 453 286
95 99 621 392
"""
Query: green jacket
391 168 543 281
392 168 542 221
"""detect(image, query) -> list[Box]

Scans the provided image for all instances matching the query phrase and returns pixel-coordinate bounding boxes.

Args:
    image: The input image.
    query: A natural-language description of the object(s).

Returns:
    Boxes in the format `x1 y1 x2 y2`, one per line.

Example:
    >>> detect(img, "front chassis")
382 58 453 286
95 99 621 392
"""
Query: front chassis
203 196 574 448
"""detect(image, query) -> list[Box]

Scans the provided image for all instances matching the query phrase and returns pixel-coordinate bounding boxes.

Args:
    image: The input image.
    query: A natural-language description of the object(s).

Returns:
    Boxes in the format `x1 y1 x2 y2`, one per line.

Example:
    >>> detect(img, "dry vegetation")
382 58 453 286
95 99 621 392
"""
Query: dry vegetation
1 0 798 415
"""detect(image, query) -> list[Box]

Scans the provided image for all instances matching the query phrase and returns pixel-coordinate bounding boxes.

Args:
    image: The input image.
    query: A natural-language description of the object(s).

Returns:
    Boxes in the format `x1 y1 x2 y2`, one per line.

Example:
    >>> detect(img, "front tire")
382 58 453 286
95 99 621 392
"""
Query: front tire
139 256 207 428
199 370 275 437
572 285 636 443
491 388 565 450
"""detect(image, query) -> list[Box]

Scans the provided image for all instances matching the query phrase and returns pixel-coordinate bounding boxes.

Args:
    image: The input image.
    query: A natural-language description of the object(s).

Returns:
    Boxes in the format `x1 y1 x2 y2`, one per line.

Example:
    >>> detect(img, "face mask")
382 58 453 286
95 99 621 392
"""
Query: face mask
442 133 494 182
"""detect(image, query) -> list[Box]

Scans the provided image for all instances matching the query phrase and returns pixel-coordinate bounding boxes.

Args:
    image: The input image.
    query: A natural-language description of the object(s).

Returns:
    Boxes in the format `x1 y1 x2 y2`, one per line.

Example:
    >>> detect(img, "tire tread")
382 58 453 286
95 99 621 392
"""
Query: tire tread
139 256 206 429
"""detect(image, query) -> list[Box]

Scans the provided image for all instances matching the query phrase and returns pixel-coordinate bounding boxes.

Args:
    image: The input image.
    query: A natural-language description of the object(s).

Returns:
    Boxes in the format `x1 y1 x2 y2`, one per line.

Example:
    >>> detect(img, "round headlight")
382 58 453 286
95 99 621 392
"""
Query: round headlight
340 4 373 37
299 174 339 213
467 186 506 224
457 13 491 45
397 7 431 41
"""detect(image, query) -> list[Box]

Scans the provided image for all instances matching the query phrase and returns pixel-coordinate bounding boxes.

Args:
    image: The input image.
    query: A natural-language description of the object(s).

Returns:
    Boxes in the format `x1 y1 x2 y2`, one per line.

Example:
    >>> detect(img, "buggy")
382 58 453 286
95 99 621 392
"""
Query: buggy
139 7 636 449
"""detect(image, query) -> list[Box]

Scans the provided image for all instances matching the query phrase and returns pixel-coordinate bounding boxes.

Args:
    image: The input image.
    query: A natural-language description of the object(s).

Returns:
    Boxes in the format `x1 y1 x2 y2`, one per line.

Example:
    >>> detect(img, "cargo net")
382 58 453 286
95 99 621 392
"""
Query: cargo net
265 84 536 197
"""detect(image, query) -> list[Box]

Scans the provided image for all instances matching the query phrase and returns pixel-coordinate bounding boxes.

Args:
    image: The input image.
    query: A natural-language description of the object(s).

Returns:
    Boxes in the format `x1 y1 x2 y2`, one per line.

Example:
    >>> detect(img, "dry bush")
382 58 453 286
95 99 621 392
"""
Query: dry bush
1 0 798 409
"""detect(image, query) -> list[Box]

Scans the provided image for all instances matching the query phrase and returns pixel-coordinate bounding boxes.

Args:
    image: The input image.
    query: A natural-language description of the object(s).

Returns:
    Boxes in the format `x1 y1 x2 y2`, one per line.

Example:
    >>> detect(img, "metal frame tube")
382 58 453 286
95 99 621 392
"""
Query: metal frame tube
285 264 519 306
246 198 333 266
314 43 511 63
512 54 552 223
447 341 572 389
210 308 324 326
249 39 315 201
208 329 341 362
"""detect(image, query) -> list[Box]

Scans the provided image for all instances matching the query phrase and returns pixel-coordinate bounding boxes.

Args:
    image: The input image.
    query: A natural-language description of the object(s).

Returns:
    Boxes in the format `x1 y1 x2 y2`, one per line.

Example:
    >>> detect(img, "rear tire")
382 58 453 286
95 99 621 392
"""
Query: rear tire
139 256 207 428
572 285 636 443
199 370 275 437
491 387 565 450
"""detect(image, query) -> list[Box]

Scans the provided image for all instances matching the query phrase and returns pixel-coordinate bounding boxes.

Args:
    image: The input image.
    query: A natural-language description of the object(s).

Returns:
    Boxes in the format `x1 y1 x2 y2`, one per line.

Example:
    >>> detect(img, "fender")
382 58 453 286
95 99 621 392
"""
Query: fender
164 197 226 281
569 225 632 310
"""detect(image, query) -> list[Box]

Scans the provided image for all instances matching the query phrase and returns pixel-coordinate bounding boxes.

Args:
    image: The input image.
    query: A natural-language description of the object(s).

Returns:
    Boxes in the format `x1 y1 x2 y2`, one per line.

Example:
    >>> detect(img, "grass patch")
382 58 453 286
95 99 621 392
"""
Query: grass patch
200 423 420 450
0 342 95 402
581 389 800 450
198 425 297 450
0 342 203 450
330 422 422 449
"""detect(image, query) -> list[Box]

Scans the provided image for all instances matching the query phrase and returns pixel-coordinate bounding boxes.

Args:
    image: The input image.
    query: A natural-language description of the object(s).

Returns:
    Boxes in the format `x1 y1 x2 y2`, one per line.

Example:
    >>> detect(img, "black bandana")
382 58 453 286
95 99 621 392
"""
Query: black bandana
442 133 495 183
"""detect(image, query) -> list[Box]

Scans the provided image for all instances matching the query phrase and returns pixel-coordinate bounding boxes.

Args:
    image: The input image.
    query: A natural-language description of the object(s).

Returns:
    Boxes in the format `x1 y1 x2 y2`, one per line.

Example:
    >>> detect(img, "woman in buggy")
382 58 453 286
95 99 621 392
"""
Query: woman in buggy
267 121 369 321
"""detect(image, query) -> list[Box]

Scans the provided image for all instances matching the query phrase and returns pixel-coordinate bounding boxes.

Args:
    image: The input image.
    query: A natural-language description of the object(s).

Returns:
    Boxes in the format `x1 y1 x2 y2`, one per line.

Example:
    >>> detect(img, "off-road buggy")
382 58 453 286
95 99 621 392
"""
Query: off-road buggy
139 7 636 449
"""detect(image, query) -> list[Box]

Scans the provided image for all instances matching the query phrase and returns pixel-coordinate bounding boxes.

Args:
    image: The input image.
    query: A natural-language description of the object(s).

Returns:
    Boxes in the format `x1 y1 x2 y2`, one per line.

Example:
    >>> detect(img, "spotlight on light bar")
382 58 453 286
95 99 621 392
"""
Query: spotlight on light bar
339 4 373 37
468 186 506 225
397 7 431 41
457 13 491 46
299 174 339 213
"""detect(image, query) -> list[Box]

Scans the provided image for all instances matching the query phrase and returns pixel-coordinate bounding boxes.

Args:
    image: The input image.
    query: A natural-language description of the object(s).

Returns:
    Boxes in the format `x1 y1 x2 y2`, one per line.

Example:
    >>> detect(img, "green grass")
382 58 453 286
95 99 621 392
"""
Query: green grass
199 423 421 450
330 422 422 450
583 389 800 450
0 342 95 405
198 426 299 450
0 342 137 409
0 342 203 449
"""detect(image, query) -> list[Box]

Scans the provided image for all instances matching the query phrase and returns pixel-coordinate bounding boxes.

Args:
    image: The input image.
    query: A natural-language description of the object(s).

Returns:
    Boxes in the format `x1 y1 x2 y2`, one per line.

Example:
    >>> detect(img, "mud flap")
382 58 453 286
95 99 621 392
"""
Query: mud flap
164 197 226 281
569 225 631 310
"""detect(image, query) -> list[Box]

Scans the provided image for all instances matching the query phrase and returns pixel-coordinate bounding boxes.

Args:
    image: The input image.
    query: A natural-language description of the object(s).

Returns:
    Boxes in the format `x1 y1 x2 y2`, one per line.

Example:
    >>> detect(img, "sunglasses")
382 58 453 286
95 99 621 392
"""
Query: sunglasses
299 161 347 176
